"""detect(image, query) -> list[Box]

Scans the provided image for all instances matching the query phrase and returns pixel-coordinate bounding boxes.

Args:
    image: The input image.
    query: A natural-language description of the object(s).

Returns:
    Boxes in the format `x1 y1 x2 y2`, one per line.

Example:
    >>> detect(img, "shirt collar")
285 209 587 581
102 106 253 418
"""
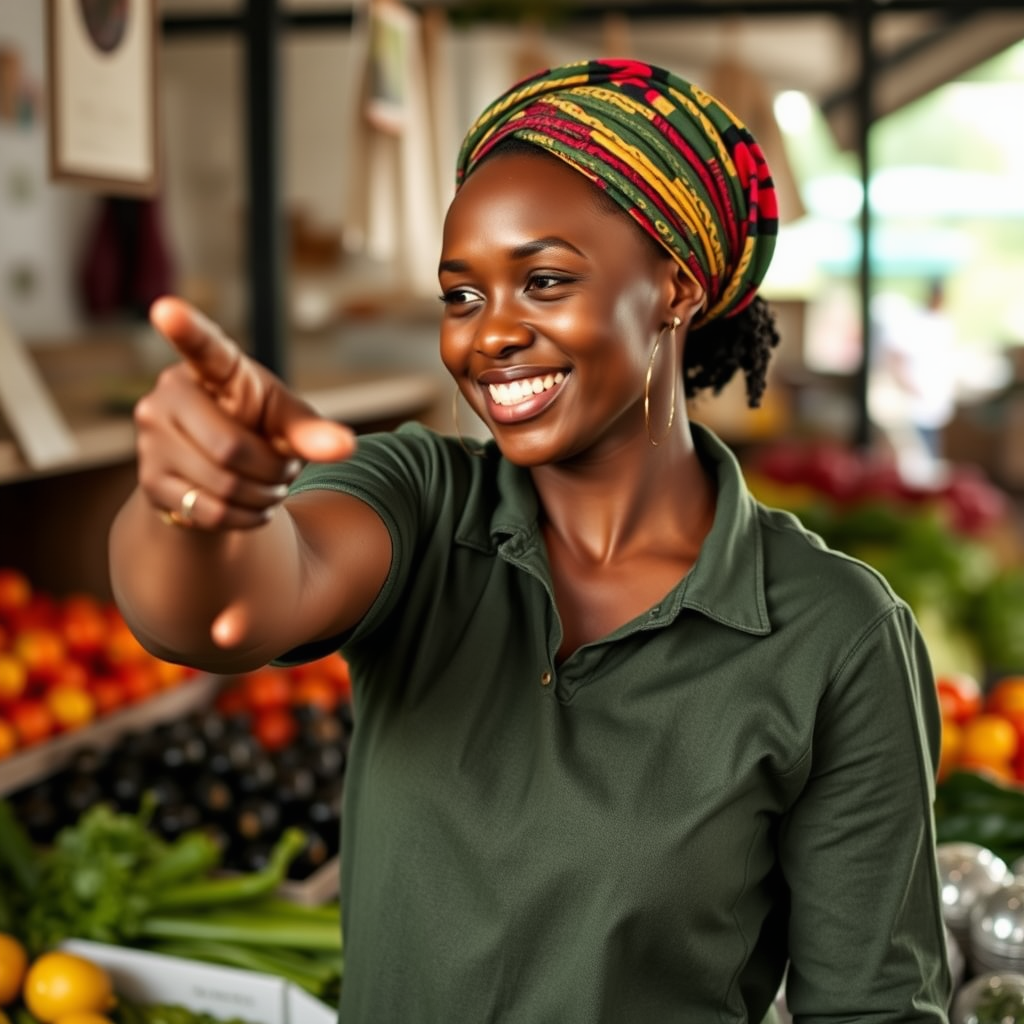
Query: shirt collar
458 423 770 636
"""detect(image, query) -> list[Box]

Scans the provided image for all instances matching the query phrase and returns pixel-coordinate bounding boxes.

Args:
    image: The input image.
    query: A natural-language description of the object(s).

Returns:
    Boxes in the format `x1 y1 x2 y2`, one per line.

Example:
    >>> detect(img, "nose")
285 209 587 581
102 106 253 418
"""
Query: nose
475 300 533 359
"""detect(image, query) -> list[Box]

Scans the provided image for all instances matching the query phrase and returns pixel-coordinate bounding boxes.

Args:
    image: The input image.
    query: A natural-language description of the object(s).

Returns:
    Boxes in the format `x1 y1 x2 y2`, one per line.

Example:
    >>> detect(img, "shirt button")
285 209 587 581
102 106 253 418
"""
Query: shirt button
540 671 552 687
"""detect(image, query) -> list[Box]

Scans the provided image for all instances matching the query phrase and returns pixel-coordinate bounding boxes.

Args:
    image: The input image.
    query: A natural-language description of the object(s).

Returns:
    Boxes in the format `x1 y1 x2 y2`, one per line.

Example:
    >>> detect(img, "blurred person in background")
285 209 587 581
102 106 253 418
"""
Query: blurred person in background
870 279 958 485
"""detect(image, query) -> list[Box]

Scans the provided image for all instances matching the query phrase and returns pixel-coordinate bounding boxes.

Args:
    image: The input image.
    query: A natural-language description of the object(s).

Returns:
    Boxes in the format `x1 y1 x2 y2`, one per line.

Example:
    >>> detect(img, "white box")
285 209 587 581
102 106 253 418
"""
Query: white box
61 939 336 1024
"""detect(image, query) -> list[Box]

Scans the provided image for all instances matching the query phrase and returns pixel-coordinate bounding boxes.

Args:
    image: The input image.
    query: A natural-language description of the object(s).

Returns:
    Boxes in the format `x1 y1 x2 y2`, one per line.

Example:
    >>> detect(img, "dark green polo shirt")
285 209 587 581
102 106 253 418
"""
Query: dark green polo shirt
289 422 951 1023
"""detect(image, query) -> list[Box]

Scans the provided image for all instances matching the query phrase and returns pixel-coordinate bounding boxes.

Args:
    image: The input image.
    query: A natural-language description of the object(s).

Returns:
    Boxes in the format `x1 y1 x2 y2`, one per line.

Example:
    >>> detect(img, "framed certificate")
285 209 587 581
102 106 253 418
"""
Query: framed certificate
46 0 159 196
365 0 416 135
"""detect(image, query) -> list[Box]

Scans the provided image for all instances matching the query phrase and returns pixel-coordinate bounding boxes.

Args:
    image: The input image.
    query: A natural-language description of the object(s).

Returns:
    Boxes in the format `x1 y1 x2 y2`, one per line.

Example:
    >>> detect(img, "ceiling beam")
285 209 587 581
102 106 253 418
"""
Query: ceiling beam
162 0 1024 36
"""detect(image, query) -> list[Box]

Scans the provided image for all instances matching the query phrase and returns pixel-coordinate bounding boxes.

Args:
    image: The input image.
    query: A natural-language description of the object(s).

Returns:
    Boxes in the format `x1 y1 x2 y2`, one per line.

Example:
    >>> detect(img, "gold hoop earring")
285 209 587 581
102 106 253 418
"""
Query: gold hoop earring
644 316 682 447
452 385 484 457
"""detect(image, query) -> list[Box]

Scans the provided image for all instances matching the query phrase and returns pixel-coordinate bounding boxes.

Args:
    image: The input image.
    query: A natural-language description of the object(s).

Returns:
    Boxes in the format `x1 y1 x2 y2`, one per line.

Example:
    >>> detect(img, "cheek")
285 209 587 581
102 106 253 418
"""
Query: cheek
438 320 468 377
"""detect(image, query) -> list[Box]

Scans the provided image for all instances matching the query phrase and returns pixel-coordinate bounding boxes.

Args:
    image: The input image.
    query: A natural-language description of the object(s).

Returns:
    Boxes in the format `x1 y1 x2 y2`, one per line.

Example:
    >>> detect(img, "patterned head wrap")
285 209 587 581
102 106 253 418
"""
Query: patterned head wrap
455 58 778 324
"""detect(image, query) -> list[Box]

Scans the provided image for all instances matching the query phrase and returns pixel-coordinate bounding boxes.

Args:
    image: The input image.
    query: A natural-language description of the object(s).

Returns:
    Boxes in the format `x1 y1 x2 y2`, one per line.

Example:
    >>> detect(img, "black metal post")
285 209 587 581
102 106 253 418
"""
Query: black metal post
242 0 288 379
854 0 875 449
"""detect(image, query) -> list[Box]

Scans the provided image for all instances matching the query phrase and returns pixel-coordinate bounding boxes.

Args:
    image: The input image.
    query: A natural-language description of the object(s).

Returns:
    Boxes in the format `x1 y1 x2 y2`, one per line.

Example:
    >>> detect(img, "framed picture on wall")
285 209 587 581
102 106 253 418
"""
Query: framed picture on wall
45 0 159 196
365 0 416 134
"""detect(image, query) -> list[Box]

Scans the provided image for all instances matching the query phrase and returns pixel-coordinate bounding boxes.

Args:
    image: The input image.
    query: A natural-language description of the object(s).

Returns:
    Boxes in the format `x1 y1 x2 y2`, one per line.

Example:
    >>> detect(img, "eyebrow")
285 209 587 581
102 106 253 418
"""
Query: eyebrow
438 236 586 275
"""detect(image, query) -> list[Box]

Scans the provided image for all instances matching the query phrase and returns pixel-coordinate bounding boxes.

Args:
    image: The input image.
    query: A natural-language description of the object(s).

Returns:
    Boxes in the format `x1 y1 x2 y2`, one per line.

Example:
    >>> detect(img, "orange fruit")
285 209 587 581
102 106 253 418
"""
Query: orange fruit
13 629 67 683
0 653 28 702
987 677 1024 716
0 932 28 1004
960 713 1019 767
46 687 97 731
938 719 964 782
22 950 116 1022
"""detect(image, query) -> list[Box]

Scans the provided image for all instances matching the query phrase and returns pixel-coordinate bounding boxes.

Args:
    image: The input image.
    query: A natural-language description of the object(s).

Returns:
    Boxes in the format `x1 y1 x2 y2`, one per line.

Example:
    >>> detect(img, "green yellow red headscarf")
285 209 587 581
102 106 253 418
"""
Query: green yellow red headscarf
455 58 778 324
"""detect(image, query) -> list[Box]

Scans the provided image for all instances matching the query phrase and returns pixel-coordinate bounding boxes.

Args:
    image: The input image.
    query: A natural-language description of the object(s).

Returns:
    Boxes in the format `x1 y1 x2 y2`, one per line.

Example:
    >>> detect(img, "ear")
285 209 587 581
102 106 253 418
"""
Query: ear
666 265 706 328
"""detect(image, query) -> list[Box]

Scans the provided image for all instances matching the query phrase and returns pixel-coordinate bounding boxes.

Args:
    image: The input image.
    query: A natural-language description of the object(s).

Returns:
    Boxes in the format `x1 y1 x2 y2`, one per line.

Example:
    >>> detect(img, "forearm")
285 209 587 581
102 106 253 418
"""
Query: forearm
108 487 307 673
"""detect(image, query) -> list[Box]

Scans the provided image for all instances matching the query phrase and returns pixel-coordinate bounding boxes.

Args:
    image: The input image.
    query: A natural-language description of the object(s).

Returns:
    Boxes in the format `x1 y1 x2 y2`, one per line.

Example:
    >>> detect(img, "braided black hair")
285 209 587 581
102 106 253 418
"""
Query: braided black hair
473 137 782 409
685 297 781 409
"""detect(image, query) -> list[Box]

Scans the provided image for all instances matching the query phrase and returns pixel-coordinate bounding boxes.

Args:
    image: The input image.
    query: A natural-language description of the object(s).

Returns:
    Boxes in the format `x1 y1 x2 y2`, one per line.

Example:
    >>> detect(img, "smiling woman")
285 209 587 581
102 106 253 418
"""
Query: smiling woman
108 57 951 1023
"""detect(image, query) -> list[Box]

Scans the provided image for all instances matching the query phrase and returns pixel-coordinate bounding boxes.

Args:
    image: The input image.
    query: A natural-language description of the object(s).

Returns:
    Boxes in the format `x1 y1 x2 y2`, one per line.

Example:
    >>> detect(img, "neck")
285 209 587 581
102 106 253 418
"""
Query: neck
531 420 715 566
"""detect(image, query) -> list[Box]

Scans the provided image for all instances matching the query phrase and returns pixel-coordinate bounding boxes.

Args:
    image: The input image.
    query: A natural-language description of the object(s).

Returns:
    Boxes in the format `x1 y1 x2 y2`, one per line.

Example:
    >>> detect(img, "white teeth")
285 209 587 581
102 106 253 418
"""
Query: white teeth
488 372 565 406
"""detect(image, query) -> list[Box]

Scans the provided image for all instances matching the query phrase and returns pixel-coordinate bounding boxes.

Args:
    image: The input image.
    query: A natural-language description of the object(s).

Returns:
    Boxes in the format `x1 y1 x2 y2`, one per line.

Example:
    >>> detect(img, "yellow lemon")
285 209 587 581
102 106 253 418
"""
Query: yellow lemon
0 933 28 1006
22 951 117 1023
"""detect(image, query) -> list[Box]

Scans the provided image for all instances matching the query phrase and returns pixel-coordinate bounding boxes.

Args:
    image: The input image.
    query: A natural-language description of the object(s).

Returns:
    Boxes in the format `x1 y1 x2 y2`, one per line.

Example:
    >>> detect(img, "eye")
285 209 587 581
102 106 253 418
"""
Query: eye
439 285 483 308
525 272 574 293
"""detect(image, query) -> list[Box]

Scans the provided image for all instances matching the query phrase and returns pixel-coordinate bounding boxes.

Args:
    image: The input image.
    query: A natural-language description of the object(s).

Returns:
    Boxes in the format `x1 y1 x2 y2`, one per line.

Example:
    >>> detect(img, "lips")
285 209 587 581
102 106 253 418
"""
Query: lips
479 370 569 424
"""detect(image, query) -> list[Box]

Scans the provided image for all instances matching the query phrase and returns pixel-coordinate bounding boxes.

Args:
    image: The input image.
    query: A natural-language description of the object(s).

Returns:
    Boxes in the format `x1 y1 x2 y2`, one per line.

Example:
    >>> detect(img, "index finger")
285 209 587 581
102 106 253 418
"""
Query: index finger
149 296 242 388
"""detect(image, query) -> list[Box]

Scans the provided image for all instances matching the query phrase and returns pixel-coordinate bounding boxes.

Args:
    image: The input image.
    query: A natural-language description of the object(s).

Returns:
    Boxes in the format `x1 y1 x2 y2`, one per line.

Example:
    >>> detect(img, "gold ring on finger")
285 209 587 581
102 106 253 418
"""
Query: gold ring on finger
179 486 201 524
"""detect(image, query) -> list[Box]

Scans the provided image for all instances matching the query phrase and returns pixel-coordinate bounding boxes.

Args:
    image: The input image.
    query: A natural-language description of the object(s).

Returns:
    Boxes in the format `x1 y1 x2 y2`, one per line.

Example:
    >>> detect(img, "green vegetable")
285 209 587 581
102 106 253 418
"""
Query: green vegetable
149 938 338 995
0 795 342 998
0 799 41 894
150 828 306 911
935 769 1024 864
140 910 341 952
114 999 261 1024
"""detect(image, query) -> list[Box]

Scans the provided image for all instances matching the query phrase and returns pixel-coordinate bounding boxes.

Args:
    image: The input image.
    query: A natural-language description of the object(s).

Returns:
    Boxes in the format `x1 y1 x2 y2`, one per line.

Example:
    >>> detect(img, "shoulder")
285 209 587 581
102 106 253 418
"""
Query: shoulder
292 422 496 499
754 498 908 633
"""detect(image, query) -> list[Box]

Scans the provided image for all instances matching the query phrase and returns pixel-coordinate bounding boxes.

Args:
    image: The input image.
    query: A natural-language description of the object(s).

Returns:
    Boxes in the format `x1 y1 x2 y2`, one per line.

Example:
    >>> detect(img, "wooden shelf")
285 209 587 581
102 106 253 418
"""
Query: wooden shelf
0 330 446 485
0 674 223 798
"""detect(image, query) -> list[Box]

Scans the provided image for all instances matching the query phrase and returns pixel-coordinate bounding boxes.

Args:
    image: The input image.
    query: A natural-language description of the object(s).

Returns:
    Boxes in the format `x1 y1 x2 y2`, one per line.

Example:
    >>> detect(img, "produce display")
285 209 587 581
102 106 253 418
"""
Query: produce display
938 674 1024 787
2 439 1023 1019
0 569 200 758
746 439 1024 682
0 939 265 1024
0 800 343 1003
6 662 352 879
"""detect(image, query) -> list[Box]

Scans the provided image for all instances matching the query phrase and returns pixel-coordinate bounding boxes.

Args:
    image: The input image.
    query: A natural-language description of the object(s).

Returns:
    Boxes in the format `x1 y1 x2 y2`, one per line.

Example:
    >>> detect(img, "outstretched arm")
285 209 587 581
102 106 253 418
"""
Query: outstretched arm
108 297 392 673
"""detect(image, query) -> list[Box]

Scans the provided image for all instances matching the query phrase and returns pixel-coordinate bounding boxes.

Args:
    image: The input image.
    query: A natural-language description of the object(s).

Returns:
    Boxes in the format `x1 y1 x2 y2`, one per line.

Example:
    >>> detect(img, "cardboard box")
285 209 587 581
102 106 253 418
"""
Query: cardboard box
62 939 336 1024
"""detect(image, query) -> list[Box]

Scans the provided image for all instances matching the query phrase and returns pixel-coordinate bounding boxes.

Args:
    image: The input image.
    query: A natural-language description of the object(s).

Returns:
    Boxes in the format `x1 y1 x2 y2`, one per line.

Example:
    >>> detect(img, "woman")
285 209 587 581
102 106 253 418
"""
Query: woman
109 59 950 1021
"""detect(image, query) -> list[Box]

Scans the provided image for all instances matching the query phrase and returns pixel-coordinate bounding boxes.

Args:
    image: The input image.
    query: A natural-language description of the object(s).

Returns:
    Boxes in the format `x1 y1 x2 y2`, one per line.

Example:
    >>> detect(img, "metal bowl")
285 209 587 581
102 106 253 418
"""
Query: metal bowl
951 971 1024 1024
970 880 1024 974
937 842 1013 942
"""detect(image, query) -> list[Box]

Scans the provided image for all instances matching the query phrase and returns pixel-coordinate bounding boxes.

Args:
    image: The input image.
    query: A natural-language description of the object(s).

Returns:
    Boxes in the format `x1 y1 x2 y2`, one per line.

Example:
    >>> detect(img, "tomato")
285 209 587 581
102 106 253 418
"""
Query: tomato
6 698 56 747
0 721 17 760
215 684 247 717
51 659 90 691
103 619 148 665
116 662 160 704
46 686 97 731
935 673 983 724
59 596 109 660
9 595 58 633
87 676 127 716
242 668 292 712
152 659 192 690
318 653 352 700
291 674 339 712
252 706 297 752
0 568 31 618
